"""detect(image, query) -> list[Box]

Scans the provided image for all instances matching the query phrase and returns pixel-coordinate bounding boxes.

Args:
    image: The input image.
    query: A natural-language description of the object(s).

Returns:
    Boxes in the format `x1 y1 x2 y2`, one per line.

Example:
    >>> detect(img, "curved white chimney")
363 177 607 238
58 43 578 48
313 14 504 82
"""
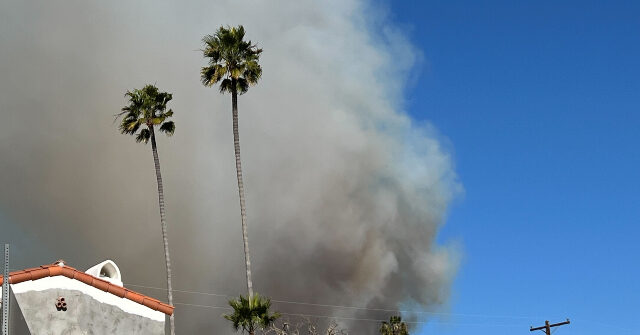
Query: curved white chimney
85 260 123 286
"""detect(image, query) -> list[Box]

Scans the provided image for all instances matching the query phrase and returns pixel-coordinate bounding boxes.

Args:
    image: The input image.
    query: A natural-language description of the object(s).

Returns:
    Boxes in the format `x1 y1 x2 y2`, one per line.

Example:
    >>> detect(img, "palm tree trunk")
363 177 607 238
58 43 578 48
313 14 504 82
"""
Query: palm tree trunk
150 127 175 335
232 85 254 300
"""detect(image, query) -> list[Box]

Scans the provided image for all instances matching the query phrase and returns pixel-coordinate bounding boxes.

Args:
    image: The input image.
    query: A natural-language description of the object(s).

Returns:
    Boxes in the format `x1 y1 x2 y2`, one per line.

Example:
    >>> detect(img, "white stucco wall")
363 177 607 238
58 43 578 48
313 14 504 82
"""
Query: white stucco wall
11 276 164 322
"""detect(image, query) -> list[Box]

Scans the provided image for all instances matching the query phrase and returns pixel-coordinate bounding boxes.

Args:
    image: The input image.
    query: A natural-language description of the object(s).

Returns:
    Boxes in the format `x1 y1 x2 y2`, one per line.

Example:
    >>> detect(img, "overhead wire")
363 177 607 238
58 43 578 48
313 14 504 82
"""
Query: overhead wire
173 301 526 327
125 282 545 320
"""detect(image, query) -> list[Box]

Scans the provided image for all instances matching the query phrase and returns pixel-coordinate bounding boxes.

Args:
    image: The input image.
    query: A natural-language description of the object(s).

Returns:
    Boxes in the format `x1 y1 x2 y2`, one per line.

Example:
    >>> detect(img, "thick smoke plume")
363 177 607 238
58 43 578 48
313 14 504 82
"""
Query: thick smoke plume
0 0 460 332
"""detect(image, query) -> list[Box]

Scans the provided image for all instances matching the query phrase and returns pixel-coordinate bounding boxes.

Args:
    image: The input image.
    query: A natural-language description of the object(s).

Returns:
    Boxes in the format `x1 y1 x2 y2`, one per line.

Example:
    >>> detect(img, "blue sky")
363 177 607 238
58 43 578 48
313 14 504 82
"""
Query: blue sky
387 1 640 334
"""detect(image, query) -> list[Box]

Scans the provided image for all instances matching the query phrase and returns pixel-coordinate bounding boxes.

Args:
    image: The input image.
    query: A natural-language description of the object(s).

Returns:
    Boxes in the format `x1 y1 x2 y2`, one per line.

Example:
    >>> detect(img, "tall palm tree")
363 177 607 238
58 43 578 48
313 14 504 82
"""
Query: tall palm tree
116 84 177 335
201 25 262 299
380 316 409 335
224 294 280 335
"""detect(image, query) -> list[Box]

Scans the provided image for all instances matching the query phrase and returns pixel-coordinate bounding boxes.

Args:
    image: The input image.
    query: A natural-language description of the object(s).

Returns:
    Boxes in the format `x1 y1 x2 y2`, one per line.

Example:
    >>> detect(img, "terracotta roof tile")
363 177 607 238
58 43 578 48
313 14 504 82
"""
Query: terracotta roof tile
0 263 174 316
108 284 126 298
124 291 145 304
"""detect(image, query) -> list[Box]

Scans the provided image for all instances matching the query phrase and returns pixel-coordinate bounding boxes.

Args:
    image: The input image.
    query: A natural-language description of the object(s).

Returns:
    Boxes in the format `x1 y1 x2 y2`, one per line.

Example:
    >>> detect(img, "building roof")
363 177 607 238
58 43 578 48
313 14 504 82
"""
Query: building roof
0 262 174 316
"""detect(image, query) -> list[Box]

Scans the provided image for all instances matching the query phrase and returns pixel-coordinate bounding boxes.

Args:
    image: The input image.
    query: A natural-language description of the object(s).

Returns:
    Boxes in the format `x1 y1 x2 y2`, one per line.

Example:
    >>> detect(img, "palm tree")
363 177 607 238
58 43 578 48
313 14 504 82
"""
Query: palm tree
224 294 280 335
116 84 177 335
380 316 409 335
201 25 262 299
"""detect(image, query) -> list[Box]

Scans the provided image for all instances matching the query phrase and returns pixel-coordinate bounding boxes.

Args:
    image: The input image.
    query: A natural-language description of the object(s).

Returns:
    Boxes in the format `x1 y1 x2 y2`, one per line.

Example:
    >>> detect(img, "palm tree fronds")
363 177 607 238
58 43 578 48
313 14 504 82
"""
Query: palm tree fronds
219 78 234 94
159 121 175 136
236 78 249 95
380 316 409 335
201 64 227 86
223 294 280 334
116 84 176 144
201 25 262 96
125 120 141 134
243 61 262 85
135 128 151 143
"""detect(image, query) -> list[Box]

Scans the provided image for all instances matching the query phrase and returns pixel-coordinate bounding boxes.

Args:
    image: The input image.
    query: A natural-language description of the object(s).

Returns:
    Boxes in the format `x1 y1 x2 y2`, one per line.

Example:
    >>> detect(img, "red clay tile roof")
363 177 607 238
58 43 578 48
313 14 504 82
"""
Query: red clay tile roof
0 263 174 316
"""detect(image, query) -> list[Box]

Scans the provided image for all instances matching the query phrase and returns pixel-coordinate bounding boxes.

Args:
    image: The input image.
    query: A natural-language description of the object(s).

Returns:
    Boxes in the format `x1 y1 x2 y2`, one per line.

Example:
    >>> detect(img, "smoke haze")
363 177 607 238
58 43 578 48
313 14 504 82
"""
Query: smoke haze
0 0 461 332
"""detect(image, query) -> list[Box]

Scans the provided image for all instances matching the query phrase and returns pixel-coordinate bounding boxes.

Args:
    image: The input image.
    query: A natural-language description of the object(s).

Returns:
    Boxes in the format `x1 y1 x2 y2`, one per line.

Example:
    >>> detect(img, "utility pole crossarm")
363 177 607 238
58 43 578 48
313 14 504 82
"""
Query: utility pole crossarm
530 319 570 335
550 320 570 327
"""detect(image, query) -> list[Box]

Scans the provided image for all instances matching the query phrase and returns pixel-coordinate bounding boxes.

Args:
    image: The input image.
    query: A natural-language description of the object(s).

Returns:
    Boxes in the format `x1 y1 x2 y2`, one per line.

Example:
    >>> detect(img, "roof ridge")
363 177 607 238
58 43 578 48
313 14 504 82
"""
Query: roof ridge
0 263 174 316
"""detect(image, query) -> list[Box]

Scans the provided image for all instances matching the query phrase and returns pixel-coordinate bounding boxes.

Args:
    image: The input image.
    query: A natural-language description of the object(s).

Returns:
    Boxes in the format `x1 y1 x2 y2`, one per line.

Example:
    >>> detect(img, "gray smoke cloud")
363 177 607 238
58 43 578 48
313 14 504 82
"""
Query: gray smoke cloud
0 0 461 332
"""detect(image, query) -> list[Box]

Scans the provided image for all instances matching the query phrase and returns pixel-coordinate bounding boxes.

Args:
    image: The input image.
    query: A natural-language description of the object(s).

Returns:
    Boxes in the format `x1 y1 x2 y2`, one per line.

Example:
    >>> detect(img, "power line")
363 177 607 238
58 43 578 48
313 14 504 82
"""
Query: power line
127 283 231 298
173 301 525 327
126 283 540 320
174 302 231 310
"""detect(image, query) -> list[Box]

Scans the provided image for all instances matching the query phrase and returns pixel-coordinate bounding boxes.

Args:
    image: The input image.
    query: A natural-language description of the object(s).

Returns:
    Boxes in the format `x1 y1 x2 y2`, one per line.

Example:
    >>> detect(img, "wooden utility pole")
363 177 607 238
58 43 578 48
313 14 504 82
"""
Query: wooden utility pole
530 319 570 335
